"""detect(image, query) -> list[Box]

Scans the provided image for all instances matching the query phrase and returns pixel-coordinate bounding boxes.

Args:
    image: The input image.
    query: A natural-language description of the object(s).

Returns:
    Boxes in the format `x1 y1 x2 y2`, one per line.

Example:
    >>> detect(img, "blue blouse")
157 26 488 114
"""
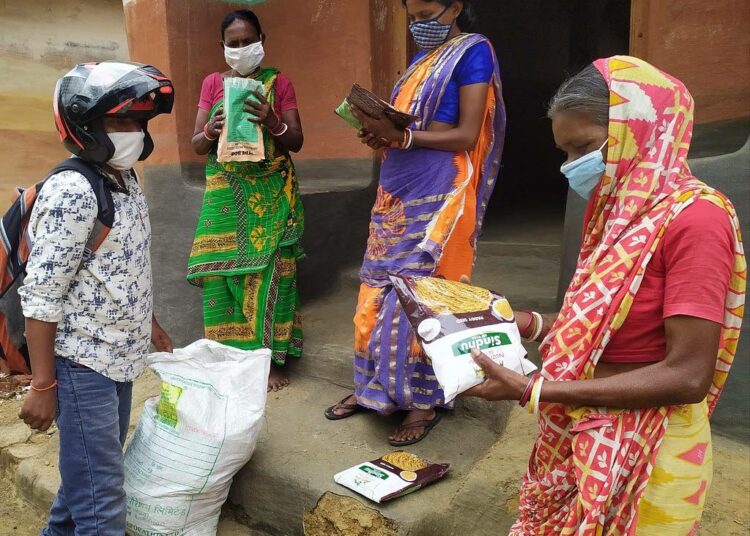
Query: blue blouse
411 40 495 125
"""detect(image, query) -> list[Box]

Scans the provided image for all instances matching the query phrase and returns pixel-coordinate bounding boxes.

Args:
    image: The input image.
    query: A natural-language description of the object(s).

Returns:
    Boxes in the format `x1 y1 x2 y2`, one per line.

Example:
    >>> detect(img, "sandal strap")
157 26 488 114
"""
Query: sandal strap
397 415 438 431
334 396 359 411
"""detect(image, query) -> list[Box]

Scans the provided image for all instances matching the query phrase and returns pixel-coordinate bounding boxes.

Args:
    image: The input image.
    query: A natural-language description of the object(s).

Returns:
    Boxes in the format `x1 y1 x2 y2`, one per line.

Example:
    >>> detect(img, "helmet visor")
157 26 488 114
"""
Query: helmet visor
63 61 173 122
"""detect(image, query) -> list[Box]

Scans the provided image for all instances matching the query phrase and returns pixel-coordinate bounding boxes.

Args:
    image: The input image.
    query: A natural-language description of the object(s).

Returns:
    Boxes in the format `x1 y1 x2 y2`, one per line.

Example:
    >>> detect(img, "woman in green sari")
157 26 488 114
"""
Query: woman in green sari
189 9 304 391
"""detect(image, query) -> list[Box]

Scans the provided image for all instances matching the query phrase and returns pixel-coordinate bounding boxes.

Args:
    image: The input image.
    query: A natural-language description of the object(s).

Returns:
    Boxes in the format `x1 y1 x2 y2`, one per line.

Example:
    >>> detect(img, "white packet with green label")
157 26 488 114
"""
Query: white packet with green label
390 275 537 403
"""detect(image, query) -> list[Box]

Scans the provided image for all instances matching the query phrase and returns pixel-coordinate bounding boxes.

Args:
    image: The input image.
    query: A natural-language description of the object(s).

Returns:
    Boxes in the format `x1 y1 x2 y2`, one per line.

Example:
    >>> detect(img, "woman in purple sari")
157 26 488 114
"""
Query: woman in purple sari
325 0 506 446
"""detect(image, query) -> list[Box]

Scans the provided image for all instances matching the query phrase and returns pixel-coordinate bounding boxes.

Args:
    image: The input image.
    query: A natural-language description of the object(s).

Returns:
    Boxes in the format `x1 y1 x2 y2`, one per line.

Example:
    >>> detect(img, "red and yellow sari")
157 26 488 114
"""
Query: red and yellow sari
512 56 746 534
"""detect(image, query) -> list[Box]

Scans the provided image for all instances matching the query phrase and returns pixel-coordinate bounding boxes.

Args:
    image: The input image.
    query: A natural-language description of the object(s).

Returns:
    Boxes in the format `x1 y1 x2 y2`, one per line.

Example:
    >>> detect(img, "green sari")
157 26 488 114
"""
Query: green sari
188 68 304 365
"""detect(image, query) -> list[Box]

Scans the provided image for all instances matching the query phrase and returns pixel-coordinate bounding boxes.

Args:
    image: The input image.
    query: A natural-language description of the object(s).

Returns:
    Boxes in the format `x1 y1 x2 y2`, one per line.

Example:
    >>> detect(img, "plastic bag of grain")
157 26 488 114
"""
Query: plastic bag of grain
217 77 265 162
124 339 270 535
390 275 536 403
334 451 450 503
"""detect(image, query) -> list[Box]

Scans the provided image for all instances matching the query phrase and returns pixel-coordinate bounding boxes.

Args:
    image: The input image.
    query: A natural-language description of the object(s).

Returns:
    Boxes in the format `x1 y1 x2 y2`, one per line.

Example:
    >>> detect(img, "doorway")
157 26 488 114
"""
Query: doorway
472 0 632 220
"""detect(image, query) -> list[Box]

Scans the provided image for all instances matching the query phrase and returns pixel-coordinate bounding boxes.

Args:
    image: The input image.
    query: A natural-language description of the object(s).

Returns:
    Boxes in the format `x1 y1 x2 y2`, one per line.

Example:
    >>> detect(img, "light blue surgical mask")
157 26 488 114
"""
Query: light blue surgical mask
409 5 453 50
560 140 608 200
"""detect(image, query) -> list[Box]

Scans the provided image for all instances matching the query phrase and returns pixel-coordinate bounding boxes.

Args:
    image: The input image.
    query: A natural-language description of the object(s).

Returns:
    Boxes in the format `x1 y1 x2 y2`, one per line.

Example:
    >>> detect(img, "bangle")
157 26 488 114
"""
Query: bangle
203 123 217 141
30 379 58 392
527 377 540 414
518 374 537 407
524 311 544 343
532 377 544 415
518 311 534 339
400 128 409 149
522 311 540 342
270 121 288 137
527 376 544 415
400 128 414 150
531 312 544 342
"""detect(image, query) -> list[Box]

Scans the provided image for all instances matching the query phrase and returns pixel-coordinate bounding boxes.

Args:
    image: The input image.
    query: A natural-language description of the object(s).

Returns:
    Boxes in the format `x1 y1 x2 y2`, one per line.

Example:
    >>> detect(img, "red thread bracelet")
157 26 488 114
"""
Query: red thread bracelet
30 380 58 392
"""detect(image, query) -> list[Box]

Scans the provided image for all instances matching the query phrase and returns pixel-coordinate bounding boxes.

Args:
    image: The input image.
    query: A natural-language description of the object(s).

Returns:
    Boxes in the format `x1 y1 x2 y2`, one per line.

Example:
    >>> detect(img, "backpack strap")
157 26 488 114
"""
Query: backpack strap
45 158 116 269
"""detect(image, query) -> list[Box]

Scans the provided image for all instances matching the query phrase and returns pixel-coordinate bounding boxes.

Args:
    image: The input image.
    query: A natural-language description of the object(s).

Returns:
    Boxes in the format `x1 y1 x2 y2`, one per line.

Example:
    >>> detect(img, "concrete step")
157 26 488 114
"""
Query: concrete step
0 371 524 536
227 374 519 535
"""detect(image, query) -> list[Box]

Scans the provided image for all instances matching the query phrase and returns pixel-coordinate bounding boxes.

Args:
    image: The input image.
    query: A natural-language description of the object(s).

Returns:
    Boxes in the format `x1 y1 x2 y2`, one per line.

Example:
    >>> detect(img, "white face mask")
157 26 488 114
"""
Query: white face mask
107 131 145 170
224 41 265 76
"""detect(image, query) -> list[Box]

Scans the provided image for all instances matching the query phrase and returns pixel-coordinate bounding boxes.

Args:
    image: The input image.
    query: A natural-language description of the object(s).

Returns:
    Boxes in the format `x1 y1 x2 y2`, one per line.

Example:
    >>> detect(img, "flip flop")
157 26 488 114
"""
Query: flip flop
324 395 364 421
388 411 442 447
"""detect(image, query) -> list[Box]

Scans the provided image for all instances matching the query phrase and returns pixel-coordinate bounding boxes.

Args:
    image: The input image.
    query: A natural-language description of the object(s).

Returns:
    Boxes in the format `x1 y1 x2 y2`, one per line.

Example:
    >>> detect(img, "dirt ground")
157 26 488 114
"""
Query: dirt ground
1 384 748 535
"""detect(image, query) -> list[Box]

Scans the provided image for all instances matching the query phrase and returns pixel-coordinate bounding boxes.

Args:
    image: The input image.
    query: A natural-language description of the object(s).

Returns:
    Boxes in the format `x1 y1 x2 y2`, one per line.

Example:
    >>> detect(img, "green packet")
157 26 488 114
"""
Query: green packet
224 77 265 144
335 99 363 130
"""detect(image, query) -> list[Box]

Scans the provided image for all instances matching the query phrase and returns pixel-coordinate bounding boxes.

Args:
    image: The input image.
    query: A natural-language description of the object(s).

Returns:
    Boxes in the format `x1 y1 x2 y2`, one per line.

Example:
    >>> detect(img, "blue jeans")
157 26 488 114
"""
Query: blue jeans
42 357 133 536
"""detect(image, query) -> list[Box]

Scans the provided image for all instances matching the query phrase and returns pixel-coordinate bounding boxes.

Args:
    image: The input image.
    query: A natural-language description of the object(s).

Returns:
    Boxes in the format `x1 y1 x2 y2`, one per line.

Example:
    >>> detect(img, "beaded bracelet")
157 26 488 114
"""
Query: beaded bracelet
30 379 58 393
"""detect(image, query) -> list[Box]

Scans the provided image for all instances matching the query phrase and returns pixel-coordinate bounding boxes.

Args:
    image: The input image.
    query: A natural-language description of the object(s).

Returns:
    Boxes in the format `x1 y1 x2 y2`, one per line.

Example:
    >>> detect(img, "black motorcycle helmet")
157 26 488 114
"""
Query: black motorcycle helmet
53 61 174 163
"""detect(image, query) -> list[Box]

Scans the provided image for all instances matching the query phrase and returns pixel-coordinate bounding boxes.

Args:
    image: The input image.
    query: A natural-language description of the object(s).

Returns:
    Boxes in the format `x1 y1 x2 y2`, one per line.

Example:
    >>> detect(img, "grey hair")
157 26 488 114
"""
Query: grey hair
547 64 610 126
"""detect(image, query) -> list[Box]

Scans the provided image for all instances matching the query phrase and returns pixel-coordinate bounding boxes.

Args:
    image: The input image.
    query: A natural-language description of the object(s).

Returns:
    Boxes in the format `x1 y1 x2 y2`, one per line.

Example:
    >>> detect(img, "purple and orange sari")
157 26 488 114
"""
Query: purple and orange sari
353 34 506 413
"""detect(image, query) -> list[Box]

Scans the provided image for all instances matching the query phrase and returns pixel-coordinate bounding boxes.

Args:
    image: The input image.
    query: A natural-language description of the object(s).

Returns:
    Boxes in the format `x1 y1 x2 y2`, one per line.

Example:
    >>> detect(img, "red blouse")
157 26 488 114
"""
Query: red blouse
600 199 734 363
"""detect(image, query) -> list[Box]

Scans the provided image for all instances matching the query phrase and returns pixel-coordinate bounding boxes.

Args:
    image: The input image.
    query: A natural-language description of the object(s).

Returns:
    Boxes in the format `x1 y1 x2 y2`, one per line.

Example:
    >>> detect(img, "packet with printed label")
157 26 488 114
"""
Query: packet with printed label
217 77 265 163
334 451 450 503
390 275 536 403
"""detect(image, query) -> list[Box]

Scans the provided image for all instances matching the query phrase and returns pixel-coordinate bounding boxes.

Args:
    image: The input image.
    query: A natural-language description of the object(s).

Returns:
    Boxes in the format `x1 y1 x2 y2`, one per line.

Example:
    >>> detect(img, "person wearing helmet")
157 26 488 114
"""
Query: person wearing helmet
17 61 174 534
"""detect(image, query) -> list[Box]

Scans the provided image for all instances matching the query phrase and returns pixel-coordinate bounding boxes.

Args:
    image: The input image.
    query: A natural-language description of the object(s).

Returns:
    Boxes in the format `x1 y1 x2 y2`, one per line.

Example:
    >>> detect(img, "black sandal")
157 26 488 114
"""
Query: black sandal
324 395 363 421
388 411 442 446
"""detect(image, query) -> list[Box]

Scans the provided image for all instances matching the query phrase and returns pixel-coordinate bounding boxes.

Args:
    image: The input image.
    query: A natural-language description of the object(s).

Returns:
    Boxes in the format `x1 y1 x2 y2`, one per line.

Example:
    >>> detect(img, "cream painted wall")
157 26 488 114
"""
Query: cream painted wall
0 0 129 202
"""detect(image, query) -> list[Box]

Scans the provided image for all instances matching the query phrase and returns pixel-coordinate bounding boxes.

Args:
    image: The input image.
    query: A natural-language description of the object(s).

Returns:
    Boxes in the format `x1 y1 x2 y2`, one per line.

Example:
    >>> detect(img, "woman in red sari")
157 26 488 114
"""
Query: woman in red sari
467 57 746 534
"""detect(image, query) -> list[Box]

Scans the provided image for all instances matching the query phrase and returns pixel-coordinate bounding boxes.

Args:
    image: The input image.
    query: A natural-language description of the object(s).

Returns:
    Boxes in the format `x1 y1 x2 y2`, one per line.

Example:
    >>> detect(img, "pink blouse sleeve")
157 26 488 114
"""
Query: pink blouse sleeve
274 73 299 113
198 73 222 112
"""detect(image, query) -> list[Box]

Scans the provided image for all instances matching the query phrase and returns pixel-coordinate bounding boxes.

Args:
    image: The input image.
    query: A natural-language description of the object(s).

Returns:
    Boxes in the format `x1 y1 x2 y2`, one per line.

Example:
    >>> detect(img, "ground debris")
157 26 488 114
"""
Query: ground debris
0 374 30 400
303 492 399 536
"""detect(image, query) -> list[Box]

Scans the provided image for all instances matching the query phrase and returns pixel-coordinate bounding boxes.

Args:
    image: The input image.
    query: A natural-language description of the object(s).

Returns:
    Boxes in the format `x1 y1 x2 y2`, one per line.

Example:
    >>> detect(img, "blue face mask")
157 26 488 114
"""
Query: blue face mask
409 5 453 50
560 140 608 200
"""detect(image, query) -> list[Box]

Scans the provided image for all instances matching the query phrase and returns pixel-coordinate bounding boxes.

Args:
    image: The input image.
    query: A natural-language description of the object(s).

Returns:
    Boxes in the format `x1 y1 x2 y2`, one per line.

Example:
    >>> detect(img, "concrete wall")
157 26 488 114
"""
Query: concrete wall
0 0 129 205
631 0 750 124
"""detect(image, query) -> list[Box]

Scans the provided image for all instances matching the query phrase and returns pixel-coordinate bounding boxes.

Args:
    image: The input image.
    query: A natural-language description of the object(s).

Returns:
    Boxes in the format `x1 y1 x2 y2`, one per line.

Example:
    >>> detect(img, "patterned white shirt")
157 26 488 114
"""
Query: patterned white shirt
19 169 153 382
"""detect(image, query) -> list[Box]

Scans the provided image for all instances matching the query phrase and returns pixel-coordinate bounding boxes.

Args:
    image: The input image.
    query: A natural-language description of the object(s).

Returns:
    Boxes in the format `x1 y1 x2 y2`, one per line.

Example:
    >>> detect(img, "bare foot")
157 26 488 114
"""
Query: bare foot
267 364 290 392
388 409 437 444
